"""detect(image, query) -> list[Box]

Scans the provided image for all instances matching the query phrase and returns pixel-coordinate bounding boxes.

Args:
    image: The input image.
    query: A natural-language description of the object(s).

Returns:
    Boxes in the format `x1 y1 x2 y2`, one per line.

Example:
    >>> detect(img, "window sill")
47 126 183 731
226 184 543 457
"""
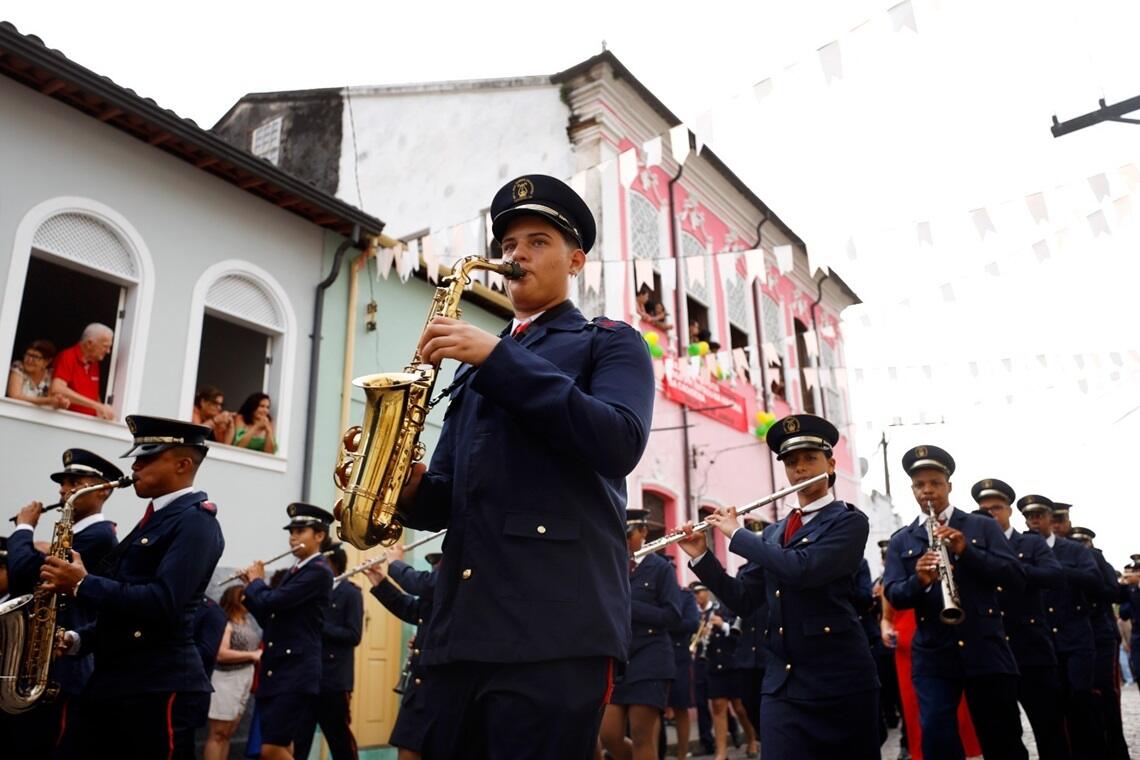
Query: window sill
0 399 287 473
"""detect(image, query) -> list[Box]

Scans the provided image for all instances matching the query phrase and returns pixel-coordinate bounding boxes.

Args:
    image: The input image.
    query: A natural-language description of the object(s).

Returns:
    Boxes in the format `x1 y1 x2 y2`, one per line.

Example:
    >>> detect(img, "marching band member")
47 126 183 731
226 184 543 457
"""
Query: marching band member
7 448 122 757
365 546 441 760
393 174 655 758
1121 556 1140 696
690 582 717 754
239 503 334 760
884 446 1027 760
973 479 1068 760
600 507 682 760
292 543 363 760
679 414 880 759
1020 496 1107 760
1068 524 1131 759
42 416 223 757
662 576 700 760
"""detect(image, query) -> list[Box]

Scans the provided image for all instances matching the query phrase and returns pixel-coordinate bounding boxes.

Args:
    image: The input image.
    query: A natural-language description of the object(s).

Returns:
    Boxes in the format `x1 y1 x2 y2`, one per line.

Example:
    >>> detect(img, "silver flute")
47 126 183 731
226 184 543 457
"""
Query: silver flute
634 472 829 560
335 528 447 582
219 544 306 585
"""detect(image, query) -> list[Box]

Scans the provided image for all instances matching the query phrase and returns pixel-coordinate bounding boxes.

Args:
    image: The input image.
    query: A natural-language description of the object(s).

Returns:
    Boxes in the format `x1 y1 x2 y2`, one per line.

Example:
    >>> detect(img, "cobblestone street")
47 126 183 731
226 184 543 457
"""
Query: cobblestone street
669 685 1140 758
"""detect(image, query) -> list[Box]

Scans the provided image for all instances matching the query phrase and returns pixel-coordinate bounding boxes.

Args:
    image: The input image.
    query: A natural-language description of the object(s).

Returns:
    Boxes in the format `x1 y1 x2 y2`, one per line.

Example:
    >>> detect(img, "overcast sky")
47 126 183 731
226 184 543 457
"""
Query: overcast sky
7 0 1138 565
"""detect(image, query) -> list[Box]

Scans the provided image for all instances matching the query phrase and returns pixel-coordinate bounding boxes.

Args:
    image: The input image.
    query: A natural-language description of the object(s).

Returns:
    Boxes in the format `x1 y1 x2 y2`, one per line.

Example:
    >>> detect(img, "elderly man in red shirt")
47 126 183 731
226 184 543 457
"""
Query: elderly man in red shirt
50 323 114 419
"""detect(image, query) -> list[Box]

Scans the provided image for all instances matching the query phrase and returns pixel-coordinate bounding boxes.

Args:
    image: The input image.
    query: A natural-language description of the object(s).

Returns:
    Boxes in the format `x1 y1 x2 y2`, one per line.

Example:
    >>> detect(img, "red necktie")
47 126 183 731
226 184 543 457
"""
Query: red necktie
136 502 155 531
783 509 803 546
512 320 531 340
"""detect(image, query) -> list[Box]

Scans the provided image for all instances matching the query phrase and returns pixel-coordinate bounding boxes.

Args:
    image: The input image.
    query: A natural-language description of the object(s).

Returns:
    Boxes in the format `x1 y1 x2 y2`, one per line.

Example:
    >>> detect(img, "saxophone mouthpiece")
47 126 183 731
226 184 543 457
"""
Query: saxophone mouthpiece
502 261 525 279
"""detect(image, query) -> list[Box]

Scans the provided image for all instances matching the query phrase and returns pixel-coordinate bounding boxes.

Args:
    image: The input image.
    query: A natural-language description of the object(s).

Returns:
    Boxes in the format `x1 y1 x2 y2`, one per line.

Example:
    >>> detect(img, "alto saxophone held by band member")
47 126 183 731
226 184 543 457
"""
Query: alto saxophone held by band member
0 476 136 714
925 500 964 625
689 606 714 656
335 528 447 583
634 472 828 560
333 254 524 550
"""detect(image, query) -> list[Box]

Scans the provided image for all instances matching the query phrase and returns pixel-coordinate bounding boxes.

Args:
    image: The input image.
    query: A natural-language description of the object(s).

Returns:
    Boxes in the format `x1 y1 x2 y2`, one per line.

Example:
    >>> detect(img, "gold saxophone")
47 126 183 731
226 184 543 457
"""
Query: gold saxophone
334 255 523 549
0 476 134 714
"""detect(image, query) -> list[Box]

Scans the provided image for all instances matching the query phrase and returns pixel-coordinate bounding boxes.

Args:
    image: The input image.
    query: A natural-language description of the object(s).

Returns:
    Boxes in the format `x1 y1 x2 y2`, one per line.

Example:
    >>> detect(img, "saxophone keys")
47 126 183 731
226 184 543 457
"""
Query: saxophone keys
412 442 426 462
342 426 363 453
333 461 354 489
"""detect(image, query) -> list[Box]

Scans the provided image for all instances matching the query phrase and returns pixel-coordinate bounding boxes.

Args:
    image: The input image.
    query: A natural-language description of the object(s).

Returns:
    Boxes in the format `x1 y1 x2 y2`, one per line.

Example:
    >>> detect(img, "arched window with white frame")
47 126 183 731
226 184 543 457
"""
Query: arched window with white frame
181 261 296 464
0 198 154 430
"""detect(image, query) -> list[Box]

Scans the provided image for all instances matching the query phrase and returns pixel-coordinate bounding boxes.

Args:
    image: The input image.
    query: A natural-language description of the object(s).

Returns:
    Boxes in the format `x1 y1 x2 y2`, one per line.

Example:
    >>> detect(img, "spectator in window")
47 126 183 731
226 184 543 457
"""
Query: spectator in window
636 284 654 322
697 328 721 354
50 323 114 419
652 301 673 332
234 392 277 454
193 386 236 445
689 319 703 344
7 339 69 409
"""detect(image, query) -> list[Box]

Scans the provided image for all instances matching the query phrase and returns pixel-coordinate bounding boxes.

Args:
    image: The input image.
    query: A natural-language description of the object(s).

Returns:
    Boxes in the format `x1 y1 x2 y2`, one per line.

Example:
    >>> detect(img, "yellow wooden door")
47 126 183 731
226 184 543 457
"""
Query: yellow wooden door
349 575 403 749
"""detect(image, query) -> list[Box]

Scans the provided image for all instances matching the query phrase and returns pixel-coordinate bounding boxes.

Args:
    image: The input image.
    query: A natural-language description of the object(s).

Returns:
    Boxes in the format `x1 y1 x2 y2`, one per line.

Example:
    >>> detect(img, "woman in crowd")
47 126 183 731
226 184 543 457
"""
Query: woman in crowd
7 339 68 408
234 392 277 453
204 585 262 760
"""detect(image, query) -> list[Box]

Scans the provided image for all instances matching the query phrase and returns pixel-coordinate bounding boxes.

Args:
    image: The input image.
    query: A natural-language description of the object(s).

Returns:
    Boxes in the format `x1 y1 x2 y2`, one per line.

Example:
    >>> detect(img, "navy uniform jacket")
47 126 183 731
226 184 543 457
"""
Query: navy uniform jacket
730 561 767 671
1120 585 1140 664
193 597 227 678
626 552 682 683
397 304 655 666
668 588 701 666
243 555 333 697
1044 536 1101 655
1088 547 1121 645
75 491 223 697
705 606 738 677
321 580 364 692
7 519 117 695
371 567 437 691
998 529 1063 668
388 559 432 596
854 559 879 653
884 508 1024 679
693 501 879 699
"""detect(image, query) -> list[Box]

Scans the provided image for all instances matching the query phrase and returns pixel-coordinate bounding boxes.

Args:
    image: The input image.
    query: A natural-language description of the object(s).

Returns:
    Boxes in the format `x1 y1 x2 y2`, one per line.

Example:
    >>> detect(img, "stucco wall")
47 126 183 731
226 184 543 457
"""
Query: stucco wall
0 75 329 566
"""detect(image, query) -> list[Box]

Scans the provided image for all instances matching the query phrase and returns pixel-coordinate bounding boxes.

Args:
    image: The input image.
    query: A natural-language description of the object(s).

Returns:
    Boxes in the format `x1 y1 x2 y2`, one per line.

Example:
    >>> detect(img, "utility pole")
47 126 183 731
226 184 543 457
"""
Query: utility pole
880 431 890 498
1051 95 1140 137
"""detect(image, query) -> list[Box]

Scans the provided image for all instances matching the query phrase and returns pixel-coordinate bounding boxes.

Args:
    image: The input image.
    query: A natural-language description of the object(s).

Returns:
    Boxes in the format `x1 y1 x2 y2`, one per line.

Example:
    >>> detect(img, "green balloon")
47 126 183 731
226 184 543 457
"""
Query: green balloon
650 344 665 358
688 343 701 356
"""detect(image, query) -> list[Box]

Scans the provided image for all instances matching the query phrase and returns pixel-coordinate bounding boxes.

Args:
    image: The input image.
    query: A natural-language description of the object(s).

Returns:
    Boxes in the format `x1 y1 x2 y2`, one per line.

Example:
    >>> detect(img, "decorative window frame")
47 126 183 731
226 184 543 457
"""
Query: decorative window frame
0 196 155 439
178 260 297 472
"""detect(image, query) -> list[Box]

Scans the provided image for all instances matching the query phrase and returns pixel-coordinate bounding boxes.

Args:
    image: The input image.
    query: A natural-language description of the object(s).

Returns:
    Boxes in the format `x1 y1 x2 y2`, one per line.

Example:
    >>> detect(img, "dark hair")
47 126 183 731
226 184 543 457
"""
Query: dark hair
644 299 660 313
219 585 246 621
237 392 271 423
637 284 653 296
328 547 348 575
195 385 224 406
26 339 57 361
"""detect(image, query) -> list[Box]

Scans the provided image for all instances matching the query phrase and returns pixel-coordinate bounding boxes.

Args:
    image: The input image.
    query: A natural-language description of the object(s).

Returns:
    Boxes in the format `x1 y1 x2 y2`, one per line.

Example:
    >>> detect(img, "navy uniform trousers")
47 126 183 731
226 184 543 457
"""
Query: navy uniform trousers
884 509 1028 760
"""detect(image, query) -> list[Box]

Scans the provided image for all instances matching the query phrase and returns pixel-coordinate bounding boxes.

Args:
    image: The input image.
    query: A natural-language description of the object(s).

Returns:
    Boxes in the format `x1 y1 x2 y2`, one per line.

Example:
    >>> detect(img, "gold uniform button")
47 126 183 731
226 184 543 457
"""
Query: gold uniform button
997 585 1003 592
778 627 784 635
268 642 274 648
286 649 291 654
971 538 978 544
1018 552 1024 558
785 664 792 672
957 640 965 647
1029 618 1036 624
1053 627 1058 633
461 568 473 580
414 678 422 686
823 626 831 634
752 646 757 651
418 618 424 625
1048 607 1055 613
140 538 149 545
133 630 142 639
537 525 547 534
413 649 421 656
648 629 654 635
775 590 781 598
987 608 993 614
267 670 273 677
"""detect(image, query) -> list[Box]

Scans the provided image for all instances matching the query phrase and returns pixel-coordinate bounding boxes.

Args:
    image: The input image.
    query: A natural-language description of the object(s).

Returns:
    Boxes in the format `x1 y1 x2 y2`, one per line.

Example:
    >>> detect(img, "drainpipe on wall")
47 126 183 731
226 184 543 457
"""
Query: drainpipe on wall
301 226 362 502
667 156 694 520
749 214 778 506
810 269 831 419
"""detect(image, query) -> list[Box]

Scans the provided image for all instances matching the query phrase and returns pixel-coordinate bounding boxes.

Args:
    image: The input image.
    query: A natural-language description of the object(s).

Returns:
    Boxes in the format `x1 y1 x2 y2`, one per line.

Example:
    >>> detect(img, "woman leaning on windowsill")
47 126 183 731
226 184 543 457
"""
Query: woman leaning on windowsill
7 339 70 409
232 392 277 454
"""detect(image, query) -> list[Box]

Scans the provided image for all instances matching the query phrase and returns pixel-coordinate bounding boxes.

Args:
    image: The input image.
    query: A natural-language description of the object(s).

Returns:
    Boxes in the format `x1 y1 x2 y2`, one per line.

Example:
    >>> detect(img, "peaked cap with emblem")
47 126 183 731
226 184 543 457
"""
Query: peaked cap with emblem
1069 525 1095 542
688 580 708 592
122 415 211 458
901 445 955 477
51 448 124 484
971 478 1015 505
490 174 597 253
1051 502 1072 517
1016 494 1054 515
626 507 650 532
765 414 838 461
283 502 335 530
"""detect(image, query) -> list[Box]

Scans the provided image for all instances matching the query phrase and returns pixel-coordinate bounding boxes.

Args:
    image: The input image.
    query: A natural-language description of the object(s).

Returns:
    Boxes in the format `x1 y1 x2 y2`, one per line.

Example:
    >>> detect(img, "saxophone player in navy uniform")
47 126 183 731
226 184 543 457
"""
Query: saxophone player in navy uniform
293 543 363 760
884 446 1028 760
1068 524 1131 760
393 173 655 759
239 503 334 760
600 508 682 760
365 547 440 759
6 448 122 758
972 479 1068 760
42 416 224 758
1022 496 1108 760
678 414 880 759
